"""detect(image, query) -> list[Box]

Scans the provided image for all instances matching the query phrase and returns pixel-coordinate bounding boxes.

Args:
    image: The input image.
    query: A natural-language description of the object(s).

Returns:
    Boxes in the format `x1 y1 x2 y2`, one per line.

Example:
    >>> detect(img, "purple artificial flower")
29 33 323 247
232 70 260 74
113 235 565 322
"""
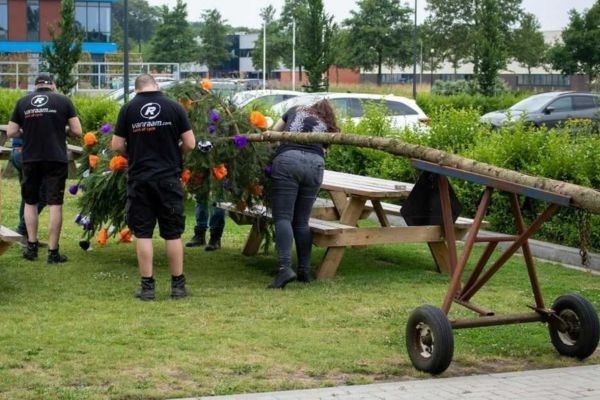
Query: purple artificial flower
207 125 216 135
68 184 79 195
232 134 248 149
222 179 230 190
100 123 112 134
209 110 220 123
74 214 83 225
264 164 273 176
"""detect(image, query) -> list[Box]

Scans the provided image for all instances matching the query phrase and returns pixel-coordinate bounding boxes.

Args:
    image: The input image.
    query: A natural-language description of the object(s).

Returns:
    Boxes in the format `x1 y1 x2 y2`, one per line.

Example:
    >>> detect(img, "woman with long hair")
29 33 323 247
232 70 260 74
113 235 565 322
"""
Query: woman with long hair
268 99 339 289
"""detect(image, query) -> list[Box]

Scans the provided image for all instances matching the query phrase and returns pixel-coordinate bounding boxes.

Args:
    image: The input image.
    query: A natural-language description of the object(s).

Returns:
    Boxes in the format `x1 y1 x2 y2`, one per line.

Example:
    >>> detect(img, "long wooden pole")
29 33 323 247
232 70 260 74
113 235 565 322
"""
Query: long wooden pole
246 131 600 215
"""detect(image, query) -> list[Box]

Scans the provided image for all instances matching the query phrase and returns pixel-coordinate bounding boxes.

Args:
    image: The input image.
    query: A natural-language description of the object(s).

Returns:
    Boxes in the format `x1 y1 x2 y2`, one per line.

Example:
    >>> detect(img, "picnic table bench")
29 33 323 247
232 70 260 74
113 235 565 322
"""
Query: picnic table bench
221 170 483 279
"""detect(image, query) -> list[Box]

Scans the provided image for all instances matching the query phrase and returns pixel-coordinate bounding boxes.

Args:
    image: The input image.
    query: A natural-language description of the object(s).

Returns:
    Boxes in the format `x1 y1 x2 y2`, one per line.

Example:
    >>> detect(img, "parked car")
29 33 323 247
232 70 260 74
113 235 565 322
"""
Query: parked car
480 91 600 129
271 92 429 130
105 79 178 104
231 89 303 109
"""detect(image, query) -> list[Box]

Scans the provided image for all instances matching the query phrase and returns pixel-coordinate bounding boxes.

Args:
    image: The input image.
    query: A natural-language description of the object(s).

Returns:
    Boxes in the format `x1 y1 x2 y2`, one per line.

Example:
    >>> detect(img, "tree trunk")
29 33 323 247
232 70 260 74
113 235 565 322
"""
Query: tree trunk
246 131 600 214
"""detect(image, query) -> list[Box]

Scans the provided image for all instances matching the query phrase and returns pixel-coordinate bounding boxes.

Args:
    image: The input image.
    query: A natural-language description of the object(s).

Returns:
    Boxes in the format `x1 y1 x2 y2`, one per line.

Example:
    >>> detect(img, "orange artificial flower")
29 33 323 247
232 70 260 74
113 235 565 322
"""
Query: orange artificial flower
109 155 128 172
88 154 99 169
118 227 132 243
252 184 263 197
97 227 108 246
200 78 213 91
179 98 193 111
249 111 268 129
83 132 98 147
181 169 192 184
211 164 228 181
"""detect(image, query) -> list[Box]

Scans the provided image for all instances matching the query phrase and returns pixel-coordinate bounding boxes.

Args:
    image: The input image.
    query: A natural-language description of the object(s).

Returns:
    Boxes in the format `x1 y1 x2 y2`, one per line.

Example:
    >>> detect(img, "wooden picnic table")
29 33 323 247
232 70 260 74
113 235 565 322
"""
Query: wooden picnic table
221 169 479 280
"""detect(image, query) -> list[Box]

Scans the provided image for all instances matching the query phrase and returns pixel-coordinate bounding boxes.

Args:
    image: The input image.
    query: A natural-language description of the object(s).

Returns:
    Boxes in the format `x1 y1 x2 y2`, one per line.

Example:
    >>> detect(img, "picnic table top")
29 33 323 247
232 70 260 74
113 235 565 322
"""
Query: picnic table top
322 170 413 198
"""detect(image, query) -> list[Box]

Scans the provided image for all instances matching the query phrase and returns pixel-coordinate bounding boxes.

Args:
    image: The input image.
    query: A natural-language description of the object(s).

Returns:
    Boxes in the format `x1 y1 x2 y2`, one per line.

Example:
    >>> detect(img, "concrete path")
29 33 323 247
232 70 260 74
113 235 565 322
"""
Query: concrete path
176 364 600 400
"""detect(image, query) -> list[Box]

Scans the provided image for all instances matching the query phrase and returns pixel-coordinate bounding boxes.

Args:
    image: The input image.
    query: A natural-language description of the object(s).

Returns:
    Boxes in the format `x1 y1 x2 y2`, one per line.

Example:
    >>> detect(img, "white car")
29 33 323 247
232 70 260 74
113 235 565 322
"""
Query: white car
231 89 303 109
105 79 178 104
271 92 429 130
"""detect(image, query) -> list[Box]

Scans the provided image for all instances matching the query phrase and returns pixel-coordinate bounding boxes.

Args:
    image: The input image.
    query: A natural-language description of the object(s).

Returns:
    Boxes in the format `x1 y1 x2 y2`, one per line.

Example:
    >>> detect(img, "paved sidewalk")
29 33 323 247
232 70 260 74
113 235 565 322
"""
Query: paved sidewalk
176 364 600 400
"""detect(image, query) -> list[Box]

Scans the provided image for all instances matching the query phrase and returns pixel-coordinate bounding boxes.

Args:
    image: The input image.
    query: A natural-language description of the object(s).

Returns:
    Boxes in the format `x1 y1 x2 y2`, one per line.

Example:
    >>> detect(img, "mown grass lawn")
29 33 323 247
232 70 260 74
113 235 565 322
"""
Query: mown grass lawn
0 174 599 400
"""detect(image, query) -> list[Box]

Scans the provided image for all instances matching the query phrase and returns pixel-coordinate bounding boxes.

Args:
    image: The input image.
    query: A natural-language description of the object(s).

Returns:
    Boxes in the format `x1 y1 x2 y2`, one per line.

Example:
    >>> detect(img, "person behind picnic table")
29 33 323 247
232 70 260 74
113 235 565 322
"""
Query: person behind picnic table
6 74 83 263
267 99 340 289
111 74 196 301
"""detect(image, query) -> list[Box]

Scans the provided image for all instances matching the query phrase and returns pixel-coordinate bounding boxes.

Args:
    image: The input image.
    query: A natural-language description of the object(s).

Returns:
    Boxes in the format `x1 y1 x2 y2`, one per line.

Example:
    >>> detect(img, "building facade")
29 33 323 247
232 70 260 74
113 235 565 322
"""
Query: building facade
0 0 117 58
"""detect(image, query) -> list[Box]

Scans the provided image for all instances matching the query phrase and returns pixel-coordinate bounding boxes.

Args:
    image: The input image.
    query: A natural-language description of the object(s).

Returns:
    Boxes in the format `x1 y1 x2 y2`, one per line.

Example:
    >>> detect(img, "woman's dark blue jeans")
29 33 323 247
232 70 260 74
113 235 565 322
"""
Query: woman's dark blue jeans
271 150 324 270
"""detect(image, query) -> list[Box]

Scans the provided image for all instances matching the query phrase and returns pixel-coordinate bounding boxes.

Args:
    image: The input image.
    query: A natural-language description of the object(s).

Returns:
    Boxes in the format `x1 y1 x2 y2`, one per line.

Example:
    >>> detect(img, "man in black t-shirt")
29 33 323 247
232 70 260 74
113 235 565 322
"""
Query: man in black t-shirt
7 74 83 263
112 74 195 301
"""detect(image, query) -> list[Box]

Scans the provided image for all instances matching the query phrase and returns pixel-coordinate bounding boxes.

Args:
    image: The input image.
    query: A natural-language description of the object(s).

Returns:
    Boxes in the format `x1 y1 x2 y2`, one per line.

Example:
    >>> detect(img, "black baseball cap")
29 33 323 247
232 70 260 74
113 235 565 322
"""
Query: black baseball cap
34 74 54 85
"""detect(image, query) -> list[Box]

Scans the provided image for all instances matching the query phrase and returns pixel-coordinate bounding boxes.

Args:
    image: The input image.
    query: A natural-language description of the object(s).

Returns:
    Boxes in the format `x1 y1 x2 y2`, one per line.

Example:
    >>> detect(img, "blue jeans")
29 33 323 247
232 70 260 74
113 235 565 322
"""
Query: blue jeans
194 199 225 238
271 150 324 270
9 147 46 235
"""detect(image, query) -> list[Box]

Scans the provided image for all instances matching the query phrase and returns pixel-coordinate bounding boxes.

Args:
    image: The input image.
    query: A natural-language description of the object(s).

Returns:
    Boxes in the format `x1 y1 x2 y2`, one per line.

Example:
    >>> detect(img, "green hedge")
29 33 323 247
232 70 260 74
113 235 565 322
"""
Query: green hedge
416 92 530 115
327 103 600 252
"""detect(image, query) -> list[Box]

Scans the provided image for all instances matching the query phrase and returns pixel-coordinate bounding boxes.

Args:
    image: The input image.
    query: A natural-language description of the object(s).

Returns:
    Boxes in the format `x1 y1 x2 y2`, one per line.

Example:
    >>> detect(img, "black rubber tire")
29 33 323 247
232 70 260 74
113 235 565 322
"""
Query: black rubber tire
405 305 454 375
548 293 600 359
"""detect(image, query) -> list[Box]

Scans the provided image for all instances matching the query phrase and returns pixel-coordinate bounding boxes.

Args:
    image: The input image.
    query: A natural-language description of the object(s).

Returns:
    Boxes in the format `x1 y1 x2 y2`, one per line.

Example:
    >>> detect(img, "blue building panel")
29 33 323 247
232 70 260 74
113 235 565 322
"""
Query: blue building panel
0 41 117 54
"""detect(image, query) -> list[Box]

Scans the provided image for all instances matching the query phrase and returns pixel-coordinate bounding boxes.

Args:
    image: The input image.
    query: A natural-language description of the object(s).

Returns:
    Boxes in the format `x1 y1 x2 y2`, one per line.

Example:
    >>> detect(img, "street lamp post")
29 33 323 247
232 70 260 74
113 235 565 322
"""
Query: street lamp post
123 0 129 101
430 48 434 90
292 18 296 91
412 0 417 99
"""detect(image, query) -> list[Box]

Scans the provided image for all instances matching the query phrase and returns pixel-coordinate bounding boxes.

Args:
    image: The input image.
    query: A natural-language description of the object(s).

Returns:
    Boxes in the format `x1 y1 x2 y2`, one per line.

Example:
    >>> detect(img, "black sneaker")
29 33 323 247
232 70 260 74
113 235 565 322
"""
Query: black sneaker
171 285 188 299
47 251 68 264
205 238 221 251
185 233 206 247
268 267 297 289
23 241 39 261
297 269 313 283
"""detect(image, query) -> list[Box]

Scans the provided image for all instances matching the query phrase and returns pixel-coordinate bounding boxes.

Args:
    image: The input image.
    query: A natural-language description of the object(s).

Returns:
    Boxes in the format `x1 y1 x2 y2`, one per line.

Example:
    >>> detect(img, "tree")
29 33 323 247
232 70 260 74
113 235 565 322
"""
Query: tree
197 9 232 77
548 2 600 90
474 0 508 96
511 13 548 78
251 5 286 78
425 0 522 74
112 0 159 55
40 0 84 94
298 0 335 91
148 0 198 64
344 0 413 86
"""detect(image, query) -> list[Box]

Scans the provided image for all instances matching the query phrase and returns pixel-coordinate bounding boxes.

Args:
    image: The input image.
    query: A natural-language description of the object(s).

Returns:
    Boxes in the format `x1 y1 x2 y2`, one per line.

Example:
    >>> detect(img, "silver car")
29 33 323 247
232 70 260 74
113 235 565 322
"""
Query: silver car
480 91 600 128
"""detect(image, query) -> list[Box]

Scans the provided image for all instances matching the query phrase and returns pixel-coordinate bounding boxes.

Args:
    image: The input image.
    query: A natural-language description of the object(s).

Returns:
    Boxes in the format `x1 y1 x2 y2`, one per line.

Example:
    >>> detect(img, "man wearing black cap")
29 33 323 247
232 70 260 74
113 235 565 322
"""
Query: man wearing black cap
6 74 83 263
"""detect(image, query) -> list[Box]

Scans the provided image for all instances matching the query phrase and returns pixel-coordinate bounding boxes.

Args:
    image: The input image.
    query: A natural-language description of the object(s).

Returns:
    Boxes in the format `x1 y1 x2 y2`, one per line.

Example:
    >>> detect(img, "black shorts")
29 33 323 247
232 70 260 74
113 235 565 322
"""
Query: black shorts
21 161 68 205
126 179 185 240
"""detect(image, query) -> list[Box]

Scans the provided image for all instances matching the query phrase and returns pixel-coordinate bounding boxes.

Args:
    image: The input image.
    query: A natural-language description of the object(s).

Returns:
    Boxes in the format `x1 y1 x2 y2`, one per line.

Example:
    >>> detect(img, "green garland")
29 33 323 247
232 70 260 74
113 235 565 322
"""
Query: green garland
72 79 274 249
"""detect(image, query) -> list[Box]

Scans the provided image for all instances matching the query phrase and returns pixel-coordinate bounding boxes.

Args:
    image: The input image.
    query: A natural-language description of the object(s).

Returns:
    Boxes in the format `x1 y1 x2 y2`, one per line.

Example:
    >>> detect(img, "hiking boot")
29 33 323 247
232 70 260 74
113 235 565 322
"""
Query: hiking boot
268 267 297 289
185 232 206 247
297 268 313 283
205 237 221 251
22 241 39 261
47 248 68 264
134 286 156 301
171 274 187 299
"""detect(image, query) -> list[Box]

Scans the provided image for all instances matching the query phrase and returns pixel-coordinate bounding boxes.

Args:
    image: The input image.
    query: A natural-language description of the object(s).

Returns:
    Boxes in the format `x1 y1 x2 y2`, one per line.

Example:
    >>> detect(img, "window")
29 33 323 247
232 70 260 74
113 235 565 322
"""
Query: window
76 2 111 42
0 0 7 40
549 97 573 112
385 100 418 116
27 0 39 41
573 96 597 110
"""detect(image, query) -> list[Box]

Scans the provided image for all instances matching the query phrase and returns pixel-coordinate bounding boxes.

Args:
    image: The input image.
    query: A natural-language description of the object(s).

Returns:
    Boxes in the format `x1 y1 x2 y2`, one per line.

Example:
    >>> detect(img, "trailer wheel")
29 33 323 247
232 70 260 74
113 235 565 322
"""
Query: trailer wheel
406 305 454 375
549 294 599 359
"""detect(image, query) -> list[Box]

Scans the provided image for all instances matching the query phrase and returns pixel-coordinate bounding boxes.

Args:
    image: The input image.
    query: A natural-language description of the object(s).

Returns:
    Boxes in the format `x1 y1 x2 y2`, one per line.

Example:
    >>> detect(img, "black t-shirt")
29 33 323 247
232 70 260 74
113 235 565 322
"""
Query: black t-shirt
115 91 192 182
10 88 77 163
274 106 326 158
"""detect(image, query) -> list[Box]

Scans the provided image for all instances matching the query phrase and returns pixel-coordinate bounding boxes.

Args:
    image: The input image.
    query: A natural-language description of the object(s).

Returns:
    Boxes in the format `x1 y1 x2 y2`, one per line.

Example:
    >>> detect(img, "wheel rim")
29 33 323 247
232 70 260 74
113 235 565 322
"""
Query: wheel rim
415 322 434 359
557 309 581 345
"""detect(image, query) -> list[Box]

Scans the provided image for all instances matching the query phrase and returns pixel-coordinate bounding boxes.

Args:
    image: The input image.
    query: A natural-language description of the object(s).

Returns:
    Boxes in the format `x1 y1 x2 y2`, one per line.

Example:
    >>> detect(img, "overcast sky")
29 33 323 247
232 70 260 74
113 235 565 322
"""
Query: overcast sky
145 0 596 31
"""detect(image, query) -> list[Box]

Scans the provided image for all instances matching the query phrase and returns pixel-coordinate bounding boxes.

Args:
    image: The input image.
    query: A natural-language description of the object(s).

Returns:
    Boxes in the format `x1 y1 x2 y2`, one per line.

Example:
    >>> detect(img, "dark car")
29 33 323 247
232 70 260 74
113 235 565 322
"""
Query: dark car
480 91 600 129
